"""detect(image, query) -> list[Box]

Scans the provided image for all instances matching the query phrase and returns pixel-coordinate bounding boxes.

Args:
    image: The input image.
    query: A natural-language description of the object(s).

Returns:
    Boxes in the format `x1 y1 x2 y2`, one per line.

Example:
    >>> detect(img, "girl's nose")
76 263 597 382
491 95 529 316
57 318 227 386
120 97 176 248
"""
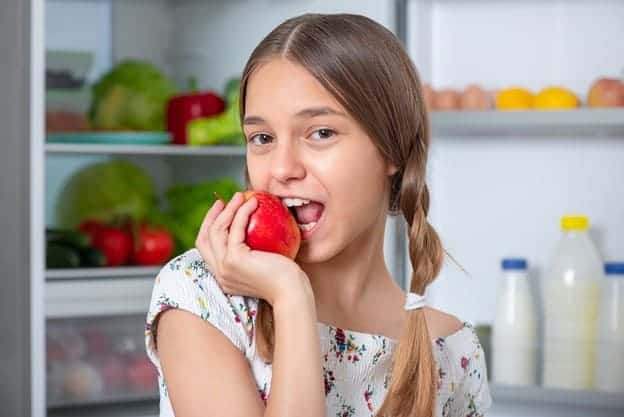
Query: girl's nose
270 140 305 184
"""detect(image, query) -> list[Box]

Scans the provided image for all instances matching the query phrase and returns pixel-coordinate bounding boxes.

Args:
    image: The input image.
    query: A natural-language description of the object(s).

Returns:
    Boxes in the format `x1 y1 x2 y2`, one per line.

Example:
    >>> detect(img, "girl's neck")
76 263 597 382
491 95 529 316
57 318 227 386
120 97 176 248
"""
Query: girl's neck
300 215 407 337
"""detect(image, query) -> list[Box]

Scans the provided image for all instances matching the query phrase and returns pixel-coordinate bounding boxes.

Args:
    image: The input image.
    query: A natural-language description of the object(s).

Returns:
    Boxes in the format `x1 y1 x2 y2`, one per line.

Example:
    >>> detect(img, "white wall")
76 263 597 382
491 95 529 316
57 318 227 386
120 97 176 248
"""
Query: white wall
412 0 624 95
46 0 112 82
408 0 624 328
169 0 396 91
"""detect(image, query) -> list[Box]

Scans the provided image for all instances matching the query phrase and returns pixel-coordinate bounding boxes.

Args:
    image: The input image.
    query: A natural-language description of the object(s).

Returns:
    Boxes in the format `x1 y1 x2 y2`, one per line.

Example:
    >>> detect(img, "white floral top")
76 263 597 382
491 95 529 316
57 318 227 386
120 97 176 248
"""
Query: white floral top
145 249 493 417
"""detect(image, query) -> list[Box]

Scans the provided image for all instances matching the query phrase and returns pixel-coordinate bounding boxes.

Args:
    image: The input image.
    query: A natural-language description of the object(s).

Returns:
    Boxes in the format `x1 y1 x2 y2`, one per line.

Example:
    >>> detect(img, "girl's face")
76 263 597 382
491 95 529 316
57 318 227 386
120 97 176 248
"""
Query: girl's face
244 58 397 263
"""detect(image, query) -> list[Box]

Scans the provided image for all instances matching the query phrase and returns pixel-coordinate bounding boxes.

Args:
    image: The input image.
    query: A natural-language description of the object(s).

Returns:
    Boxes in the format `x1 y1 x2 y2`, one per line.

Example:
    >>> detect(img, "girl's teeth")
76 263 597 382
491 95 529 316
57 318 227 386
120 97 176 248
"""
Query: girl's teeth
298 222 317 232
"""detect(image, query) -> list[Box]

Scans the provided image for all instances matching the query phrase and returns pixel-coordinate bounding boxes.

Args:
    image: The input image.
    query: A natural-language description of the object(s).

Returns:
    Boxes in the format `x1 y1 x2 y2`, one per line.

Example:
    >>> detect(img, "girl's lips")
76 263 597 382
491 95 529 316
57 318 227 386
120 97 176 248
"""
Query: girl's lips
300 207 325 241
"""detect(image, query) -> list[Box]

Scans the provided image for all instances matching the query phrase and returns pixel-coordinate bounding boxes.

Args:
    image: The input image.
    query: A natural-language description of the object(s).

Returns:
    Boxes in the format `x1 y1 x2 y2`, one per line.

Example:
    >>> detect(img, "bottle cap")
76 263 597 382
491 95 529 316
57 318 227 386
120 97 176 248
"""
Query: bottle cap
502 258 527 270
605 262 624 276
561 215 589 231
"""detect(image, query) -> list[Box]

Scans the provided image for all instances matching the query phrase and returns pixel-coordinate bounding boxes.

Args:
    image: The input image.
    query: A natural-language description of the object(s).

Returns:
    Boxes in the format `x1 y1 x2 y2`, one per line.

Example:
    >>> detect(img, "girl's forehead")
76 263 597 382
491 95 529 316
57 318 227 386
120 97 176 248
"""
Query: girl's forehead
245 58 344 114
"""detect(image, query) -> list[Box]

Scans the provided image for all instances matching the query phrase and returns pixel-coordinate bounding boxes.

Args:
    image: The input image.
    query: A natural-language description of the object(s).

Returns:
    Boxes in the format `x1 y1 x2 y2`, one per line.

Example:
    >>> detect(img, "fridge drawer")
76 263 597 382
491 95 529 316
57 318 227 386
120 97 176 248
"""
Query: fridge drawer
47 314 158 408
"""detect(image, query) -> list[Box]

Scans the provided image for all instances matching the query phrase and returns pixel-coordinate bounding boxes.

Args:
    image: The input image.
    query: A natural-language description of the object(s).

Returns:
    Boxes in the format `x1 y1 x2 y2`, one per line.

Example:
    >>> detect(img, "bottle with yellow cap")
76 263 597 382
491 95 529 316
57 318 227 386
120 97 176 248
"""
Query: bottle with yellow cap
542 215 604 390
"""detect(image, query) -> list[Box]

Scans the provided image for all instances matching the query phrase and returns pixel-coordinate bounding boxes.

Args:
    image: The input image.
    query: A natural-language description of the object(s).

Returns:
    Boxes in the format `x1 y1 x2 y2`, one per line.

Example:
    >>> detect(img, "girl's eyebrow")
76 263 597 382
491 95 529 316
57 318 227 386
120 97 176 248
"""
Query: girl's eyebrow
243 106 346 125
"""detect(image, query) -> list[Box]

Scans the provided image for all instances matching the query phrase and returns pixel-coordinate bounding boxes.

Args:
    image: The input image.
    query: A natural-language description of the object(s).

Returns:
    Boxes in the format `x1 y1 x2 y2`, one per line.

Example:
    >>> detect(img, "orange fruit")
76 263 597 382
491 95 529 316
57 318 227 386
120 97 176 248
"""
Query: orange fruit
496 87 534 110
534 87 579 110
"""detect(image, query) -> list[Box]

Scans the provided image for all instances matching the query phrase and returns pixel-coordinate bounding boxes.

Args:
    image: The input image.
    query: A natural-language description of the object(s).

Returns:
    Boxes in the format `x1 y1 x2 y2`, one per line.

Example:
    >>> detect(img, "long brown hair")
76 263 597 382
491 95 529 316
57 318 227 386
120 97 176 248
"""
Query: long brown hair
239 14 444 417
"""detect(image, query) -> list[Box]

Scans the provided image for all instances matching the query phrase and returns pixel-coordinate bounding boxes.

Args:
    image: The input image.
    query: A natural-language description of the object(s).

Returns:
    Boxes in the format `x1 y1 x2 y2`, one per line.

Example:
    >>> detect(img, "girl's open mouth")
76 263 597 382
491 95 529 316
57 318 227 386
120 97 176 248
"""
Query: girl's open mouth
281 197 325 240
296 206 325 240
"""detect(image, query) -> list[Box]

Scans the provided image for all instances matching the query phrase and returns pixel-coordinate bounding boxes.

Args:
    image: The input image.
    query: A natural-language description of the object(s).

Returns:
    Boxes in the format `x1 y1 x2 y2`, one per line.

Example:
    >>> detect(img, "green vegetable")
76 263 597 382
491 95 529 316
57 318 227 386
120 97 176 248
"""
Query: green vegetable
187 78 244 146
163 178 242 251
46 227 107 267
56 160 158 229
80 247 107 267
89 60 178 131
224 78 241 108
46 228 90 249
47 243 81 269
187 113 245 146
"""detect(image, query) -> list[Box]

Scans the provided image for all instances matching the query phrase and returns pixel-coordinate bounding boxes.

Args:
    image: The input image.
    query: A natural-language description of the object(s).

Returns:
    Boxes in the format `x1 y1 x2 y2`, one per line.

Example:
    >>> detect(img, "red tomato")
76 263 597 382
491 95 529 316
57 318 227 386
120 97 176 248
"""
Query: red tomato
78 220 105 243
92 226 133 267
133 224 174 266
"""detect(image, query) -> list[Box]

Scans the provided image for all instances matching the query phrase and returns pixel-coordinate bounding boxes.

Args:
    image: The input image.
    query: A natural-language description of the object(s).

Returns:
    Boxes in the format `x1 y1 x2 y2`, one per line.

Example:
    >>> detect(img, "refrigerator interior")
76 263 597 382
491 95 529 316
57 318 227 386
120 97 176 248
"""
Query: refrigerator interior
43 0 624 416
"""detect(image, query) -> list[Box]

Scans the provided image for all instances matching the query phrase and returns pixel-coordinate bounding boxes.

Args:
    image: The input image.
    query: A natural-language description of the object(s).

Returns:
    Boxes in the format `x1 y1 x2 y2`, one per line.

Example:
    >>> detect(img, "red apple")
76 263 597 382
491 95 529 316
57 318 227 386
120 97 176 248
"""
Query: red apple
46 337 66 362
82 326 110 356
100 356 127 392
242 191 301 259
587 77 624 107
126 355 158 393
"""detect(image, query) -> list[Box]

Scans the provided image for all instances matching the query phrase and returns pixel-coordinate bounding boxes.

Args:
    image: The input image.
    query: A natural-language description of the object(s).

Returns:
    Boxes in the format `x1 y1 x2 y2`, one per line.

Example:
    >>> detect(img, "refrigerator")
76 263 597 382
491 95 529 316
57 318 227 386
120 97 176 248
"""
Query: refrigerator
1 0 623 416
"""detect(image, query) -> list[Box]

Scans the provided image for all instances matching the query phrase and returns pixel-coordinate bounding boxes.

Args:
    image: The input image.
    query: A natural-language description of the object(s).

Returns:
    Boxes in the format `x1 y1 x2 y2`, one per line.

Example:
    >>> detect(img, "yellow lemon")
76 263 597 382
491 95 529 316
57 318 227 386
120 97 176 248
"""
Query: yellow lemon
534 86 579 110
496 87 534 110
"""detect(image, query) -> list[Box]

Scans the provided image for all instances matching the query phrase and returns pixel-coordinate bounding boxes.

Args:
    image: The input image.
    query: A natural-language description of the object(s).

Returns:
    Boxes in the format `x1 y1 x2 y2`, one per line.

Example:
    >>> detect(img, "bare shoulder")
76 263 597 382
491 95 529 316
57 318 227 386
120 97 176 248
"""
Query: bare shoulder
423 306 464 340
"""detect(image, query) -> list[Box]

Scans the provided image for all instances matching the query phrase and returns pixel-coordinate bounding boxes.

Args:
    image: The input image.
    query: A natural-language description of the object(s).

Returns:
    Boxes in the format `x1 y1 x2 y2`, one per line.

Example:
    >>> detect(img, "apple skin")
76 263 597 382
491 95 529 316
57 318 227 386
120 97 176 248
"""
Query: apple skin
242 191 301 259
587 78 624 108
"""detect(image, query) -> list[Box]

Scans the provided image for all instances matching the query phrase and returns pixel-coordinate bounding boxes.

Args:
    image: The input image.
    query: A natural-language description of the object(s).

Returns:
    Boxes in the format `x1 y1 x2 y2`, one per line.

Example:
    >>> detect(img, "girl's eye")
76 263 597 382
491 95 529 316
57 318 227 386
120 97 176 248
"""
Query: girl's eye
248 133 273 145
310 129 336 141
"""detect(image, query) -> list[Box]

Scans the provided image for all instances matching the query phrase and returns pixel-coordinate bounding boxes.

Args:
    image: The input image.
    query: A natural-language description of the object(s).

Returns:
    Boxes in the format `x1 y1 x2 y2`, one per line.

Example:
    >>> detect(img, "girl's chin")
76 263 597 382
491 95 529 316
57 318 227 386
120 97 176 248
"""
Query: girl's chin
295 236 342 265
296 241 325 264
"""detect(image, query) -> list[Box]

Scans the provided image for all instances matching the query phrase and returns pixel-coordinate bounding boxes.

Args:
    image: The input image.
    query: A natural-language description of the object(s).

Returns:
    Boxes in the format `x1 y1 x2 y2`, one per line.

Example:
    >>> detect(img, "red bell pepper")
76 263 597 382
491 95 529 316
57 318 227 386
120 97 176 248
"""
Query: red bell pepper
166 87 225 145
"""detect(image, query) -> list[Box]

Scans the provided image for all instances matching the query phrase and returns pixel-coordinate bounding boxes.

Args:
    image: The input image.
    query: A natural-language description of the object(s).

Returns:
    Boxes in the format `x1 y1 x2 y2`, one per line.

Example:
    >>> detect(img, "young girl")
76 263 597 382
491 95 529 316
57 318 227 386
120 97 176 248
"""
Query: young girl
146 13 492 417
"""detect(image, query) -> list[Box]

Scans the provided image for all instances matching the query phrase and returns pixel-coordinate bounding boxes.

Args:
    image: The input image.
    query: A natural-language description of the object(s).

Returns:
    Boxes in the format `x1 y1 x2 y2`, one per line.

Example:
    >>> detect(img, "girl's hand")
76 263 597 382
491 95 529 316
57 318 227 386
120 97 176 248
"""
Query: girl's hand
195 192 308 306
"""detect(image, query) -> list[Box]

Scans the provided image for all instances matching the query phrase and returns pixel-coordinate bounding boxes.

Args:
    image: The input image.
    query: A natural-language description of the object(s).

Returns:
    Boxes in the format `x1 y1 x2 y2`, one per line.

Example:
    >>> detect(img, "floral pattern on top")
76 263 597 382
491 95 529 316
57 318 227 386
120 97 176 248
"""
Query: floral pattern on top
145 249 493 417
328 326 368 363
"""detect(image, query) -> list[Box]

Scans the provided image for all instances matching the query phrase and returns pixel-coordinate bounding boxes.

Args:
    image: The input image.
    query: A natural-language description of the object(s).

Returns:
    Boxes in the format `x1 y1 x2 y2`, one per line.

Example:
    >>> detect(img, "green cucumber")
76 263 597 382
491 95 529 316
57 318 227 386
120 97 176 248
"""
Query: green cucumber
46 242 81 269
79 247 107 267
46 228 90 249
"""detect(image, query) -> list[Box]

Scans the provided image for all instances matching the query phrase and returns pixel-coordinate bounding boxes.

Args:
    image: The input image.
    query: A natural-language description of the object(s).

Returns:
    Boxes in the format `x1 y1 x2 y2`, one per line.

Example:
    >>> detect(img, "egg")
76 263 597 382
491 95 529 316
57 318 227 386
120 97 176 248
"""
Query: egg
434 89 461 111
422 83 435 111
63 361 104 400
460 84 492 110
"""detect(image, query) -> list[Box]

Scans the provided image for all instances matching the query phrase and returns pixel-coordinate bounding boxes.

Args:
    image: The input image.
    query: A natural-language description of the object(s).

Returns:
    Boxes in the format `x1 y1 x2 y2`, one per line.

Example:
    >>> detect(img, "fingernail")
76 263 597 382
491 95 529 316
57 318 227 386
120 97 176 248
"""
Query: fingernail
214 192 225 204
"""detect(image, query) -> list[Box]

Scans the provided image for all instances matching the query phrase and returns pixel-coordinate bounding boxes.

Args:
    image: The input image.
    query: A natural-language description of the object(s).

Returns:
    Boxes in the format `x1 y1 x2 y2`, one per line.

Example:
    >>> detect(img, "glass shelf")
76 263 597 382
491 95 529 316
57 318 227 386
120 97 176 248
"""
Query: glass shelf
490 383 624 410
430 108 624 137
45 143 246 156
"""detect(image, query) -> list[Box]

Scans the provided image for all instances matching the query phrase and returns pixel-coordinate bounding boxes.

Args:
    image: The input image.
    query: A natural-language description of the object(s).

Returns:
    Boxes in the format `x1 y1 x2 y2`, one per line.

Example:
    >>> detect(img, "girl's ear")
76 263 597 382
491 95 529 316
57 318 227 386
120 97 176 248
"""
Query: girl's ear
386 162 399 176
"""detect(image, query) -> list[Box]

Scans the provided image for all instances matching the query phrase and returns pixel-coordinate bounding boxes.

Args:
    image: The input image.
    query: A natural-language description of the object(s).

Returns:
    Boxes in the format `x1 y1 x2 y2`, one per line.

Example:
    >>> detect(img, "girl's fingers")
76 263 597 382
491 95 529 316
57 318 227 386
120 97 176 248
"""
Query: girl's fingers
212 192 245 231
197 199 225 241
207 192 245 268
228 196 258 247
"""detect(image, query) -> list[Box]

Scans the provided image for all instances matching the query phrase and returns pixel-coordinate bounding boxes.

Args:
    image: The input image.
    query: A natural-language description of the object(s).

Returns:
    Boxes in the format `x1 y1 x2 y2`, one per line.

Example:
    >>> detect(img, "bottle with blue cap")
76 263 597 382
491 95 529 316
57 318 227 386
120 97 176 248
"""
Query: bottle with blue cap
595 262 624 391
492 258 537 386
542 215 603 390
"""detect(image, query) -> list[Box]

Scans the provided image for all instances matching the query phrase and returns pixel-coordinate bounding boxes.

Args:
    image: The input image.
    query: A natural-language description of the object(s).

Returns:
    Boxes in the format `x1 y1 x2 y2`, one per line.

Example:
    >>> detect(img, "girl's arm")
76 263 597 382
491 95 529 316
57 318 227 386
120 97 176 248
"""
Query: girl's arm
156 273 326 417
265 279 325 417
